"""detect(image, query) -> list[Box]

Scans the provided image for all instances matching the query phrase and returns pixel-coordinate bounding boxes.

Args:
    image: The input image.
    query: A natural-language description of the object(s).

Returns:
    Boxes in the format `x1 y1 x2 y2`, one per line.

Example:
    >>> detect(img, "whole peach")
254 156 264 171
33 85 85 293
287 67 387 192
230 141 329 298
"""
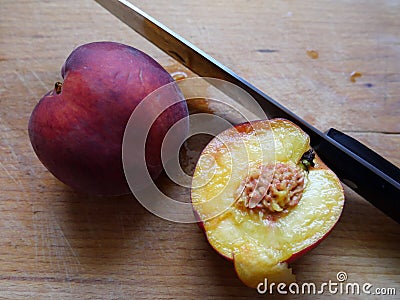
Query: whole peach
28 41 188 196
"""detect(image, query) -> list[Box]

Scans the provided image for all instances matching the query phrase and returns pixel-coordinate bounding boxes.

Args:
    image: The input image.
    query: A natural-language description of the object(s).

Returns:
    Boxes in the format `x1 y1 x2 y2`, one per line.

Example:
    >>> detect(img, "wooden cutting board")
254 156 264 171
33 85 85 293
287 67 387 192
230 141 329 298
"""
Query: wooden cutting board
0 0 399 299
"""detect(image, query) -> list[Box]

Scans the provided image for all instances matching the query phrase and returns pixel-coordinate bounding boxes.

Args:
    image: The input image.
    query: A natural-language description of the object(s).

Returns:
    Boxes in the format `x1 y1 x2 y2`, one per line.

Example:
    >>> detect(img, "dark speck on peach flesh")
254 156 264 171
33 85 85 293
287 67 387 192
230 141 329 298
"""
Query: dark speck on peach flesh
235 123 255 134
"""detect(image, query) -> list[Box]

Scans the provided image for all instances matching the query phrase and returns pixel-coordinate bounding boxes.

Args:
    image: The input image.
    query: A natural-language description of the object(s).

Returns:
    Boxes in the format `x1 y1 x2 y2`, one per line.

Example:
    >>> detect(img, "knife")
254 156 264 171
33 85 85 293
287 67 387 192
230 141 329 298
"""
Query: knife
94 0 400 223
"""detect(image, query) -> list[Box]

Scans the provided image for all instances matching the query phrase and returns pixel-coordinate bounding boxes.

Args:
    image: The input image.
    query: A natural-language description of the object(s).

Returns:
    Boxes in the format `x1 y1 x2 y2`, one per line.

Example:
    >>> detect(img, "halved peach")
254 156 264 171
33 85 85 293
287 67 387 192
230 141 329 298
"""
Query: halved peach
191 119 344 288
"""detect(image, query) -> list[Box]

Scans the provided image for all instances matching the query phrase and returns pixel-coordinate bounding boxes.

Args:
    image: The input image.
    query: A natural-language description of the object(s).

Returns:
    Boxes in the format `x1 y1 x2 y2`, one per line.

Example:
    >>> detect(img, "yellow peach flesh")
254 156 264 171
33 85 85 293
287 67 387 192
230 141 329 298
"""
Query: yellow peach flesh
191 119 344 287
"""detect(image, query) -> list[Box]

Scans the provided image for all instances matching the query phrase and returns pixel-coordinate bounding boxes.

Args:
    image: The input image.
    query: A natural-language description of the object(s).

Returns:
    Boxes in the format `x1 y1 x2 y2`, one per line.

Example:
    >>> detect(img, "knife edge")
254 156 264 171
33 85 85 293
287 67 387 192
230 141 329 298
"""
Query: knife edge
94 0 400 222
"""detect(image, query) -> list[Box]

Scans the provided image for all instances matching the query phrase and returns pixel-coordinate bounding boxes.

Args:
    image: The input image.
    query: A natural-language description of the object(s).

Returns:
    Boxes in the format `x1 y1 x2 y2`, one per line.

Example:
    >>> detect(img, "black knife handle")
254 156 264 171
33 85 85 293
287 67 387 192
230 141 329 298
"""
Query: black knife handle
317 128 400 223
327 128 400 183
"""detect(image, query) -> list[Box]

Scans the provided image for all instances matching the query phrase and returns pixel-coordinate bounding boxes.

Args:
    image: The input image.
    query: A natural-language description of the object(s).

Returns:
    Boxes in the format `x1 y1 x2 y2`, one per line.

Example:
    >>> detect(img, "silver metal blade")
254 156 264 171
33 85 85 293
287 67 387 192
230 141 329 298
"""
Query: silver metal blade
94 0 306 122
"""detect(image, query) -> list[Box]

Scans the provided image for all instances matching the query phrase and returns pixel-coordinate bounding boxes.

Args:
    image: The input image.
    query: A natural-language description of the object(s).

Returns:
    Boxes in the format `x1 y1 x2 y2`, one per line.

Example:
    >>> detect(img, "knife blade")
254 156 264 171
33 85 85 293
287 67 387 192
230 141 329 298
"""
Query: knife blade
94 0 400 223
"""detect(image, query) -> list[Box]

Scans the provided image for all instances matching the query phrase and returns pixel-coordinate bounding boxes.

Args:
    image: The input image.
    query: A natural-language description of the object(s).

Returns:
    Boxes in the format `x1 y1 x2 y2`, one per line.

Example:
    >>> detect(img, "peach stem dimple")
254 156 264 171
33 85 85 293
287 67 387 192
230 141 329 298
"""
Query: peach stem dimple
54 82 63 94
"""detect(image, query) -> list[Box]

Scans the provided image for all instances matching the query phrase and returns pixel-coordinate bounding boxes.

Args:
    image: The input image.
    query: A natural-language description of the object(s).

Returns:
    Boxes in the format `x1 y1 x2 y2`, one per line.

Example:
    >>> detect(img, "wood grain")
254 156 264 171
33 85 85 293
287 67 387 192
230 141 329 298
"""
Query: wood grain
0 0 399 299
